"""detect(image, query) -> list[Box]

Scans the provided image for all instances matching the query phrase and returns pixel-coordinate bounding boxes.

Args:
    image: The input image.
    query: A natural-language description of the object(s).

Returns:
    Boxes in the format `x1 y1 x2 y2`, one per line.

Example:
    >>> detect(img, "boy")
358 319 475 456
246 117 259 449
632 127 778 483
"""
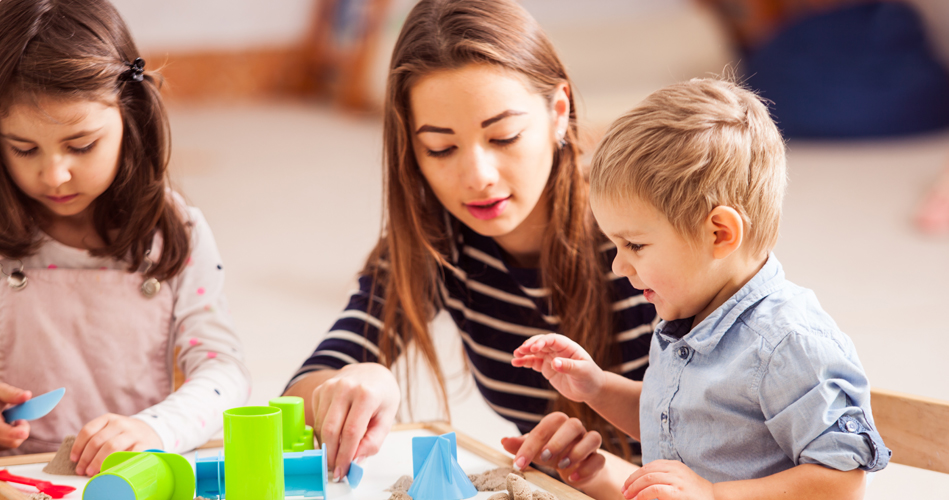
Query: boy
512 79 889 499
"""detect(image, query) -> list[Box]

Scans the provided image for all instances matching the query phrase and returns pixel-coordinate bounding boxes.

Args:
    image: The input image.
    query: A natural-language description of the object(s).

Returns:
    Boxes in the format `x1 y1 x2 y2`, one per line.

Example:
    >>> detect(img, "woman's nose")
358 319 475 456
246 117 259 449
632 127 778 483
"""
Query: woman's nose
462 146 499 191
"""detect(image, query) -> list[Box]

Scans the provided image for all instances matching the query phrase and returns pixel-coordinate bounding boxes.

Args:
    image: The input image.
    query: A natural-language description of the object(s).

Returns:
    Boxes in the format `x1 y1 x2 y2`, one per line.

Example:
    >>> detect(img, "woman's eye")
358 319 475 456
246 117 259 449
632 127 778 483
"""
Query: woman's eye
625 242 644 252
9 146 37 158
426 146 455 158
68 141 97 155
492 133 521 147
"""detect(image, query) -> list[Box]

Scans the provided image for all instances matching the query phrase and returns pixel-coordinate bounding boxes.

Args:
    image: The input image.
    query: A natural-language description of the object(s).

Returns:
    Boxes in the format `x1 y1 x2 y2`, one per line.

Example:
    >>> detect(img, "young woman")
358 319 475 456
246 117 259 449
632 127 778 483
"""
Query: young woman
285 1 654 497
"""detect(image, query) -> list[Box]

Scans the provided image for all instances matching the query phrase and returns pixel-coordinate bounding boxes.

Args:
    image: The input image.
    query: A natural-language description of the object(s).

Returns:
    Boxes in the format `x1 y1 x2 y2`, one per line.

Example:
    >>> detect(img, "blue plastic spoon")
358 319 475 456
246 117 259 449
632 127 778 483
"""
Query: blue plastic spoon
2 387 65 423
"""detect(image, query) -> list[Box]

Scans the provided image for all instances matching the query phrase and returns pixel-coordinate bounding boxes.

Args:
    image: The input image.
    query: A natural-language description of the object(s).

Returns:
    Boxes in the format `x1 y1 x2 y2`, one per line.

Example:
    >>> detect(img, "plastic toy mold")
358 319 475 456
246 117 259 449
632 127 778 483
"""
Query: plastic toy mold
2 387 65 423
195 444 332 499
407 432 477 500
82 451 194 500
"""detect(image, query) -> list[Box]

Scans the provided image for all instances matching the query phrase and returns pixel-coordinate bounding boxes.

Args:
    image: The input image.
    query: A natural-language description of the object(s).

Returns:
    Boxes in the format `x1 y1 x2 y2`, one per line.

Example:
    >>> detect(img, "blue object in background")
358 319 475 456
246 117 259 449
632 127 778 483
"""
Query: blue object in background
746 2 949 138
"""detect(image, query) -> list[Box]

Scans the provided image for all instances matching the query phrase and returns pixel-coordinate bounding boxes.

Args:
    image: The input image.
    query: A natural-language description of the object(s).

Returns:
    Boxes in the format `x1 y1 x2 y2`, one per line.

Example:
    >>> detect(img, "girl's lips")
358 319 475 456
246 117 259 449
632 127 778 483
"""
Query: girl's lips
46 194 79 204
465 196 511 221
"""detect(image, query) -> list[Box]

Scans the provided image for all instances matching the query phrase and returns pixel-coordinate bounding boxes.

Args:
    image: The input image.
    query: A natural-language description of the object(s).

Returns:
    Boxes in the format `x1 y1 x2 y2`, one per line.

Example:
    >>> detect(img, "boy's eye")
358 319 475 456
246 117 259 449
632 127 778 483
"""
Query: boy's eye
68 141 97 155
426 146 455 158
625 242 644 252
491 133 522 147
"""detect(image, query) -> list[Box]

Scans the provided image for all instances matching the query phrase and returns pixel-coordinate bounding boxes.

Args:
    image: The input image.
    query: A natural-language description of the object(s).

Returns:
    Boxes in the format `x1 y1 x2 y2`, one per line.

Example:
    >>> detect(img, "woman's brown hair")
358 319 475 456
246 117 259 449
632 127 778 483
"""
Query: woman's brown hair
0 0 188 281
371 0 629 456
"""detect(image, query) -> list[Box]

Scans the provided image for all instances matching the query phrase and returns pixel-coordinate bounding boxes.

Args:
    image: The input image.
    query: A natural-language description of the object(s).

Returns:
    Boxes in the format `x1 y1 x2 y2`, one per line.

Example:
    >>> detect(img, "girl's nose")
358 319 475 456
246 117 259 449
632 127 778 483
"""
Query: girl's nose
41 156 72 188
462 146 500 192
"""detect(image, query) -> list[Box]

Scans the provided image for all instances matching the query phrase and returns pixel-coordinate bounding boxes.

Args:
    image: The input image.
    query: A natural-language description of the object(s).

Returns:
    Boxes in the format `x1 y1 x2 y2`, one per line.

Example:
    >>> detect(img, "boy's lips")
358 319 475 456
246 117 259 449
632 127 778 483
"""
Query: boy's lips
643 289 656 302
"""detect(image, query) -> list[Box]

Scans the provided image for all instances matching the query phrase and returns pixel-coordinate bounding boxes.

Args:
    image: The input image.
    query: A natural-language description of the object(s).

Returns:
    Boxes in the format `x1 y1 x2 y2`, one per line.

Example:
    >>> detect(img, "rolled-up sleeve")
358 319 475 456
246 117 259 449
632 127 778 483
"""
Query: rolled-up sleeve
759 331 891 472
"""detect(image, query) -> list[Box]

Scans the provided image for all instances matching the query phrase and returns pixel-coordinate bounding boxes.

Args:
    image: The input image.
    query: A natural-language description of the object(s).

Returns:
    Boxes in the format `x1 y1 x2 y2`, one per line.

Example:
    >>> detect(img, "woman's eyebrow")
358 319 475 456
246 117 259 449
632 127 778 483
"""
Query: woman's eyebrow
416 124 454 134
481 109 526 128
0 127 103 143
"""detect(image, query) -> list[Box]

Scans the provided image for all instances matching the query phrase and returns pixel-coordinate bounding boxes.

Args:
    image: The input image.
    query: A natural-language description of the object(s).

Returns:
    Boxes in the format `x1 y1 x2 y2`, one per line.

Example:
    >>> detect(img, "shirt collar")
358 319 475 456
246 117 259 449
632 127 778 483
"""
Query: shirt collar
654 253 786 355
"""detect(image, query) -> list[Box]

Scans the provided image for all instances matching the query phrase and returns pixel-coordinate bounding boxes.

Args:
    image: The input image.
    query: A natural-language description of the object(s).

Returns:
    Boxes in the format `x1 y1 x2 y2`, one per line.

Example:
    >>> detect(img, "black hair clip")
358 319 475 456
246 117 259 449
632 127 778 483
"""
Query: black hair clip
121 57 146 82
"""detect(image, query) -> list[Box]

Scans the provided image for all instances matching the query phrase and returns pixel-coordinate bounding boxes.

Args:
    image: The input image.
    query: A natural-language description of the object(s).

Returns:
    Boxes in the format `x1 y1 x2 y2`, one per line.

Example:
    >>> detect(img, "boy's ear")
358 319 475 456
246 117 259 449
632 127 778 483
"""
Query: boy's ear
706 206 743 259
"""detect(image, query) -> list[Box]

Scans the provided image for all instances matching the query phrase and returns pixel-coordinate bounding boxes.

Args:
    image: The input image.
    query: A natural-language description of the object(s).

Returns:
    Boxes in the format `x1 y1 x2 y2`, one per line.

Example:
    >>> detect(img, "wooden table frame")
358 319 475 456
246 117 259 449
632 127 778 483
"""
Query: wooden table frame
0 421 593 500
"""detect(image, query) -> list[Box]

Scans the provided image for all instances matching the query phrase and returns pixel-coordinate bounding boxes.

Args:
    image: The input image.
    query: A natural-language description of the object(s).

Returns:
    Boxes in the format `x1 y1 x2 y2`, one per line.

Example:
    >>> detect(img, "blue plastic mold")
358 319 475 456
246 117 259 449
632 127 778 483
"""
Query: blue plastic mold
195 443 332 499
2 387 65 423
407 433 477 500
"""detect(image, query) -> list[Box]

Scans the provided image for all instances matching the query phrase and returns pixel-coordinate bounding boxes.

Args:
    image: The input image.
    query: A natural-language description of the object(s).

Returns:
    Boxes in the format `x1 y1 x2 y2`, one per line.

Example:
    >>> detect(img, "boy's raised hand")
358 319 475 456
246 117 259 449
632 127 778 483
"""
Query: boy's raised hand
512 334 605 403
623 460 714 500
0 382 31 449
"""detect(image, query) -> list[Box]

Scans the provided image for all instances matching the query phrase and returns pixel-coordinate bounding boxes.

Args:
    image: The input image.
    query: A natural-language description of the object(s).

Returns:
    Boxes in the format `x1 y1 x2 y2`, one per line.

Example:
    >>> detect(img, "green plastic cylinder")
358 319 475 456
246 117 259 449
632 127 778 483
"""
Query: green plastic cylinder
269 396 314 452
224 406 285 500
84 453 173 500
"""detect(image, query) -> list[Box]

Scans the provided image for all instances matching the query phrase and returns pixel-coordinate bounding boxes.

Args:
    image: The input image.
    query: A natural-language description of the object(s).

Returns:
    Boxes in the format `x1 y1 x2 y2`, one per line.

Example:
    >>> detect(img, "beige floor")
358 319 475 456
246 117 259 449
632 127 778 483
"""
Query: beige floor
167 99 949 498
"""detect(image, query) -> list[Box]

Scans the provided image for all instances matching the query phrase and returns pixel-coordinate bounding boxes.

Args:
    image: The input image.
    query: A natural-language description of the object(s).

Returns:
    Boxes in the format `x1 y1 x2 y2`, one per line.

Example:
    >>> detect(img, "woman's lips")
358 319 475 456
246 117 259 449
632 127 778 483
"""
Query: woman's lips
46 194 79 204
465 196 511 221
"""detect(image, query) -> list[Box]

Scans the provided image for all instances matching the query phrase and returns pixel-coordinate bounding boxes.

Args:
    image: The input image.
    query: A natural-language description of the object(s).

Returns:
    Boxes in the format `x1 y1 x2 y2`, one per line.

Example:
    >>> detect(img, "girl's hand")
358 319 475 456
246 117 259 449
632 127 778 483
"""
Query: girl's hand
71 414 162 476
312 363 400 482
0 382 31 449
512 334 605 403
623 460 714 500
501 412 606 486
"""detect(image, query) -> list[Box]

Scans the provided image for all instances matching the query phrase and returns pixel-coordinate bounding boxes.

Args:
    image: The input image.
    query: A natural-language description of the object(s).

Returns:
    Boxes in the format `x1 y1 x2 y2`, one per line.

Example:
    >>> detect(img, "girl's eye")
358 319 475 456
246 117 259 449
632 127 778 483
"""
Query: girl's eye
9 146 37 158
492 133 522 147
426 146 455 158
68 141 97 155
625 242 644 252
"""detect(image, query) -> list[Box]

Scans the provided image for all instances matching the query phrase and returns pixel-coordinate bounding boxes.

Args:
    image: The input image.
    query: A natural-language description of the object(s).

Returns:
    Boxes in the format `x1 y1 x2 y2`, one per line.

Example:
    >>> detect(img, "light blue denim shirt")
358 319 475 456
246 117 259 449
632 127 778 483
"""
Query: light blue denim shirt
640 254 890 482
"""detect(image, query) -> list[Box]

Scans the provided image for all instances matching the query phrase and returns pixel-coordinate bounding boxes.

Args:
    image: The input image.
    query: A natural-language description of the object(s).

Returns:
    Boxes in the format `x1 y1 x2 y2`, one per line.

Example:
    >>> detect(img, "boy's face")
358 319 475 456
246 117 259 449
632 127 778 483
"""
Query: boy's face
592 194 718 323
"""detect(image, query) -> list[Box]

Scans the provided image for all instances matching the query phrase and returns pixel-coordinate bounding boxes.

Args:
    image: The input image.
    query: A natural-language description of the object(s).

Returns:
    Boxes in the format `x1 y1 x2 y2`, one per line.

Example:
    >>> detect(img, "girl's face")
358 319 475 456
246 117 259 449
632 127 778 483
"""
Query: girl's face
0 97 123 223
410 64 569 262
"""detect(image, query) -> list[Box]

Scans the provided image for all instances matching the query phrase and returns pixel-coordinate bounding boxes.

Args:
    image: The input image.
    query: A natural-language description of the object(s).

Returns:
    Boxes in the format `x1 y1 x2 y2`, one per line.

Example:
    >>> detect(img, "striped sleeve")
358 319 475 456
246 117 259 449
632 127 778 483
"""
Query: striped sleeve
286 273 389 389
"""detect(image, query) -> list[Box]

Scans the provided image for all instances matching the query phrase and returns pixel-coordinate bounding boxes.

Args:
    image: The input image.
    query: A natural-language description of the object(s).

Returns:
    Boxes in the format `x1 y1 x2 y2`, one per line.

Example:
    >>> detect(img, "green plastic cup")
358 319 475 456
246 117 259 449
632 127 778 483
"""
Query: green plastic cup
269 396 315 452
82 451 194 500
224 406 285 500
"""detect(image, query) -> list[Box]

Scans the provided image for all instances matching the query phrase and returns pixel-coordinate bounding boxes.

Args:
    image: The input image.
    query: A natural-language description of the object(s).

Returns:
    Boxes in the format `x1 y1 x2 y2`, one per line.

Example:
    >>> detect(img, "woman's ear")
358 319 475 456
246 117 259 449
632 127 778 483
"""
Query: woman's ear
551 82 570 143
707 206 744 259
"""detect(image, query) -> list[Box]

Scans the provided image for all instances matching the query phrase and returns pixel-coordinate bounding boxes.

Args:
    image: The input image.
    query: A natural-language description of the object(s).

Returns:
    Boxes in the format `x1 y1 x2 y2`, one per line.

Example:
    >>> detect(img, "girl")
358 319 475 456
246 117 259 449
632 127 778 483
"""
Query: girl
0 0 250 476
284 1 655 498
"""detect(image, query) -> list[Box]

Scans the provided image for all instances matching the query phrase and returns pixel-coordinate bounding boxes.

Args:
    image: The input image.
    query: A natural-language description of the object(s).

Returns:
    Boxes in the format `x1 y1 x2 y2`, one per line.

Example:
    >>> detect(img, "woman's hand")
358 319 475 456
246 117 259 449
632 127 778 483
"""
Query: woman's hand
0 382 31 450
71 414 162 476
501 412 606 486
512 334 606 403
623 460 714 500
311 362 400 481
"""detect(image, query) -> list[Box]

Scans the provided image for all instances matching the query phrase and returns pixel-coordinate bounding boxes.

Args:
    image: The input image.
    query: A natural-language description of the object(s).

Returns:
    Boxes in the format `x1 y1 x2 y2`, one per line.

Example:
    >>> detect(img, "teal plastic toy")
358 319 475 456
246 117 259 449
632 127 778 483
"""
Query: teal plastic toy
269 396 315 452
196 443 332 499
224 406 285 500
407 432 477 500
82 451 194 500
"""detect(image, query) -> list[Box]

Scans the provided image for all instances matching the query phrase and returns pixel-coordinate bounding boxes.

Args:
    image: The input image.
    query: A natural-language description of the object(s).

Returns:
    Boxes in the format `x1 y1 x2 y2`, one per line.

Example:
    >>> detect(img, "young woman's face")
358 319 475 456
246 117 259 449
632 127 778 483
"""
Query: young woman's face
0 97 123 222
410 64 568 255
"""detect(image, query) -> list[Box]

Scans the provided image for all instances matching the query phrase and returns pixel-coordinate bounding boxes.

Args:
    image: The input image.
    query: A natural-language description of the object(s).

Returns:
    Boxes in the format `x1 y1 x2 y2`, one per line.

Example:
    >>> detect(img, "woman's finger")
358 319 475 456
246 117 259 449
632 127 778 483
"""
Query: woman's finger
333 390 377 480
512 412 568 470
541 417 587 467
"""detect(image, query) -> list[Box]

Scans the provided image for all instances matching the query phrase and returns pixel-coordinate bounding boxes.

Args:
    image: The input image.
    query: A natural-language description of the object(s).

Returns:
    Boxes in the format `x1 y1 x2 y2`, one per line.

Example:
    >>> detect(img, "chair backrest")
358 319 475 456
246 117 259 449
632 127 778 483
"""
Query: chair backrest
871 388 949 474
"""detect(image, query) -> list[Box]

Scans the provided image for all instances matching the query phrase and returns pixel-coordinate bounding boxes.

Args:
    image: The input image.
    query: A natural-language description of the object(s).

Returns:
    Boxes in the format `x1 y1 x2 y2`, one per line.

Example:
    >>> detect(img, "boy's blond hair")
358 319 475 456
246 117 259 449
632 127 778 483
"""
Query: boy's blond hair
590 78 787 257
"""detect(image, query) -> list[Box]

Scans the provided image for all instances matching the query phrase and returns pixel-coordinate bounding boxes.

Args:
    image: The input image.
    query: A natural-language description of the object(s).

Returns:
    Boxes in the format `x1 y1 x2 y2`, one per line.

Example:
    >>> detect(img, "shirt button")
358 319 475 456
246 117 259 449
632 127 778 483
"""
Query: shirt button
677 346 690 359
661 412 668 421
845 420 858 433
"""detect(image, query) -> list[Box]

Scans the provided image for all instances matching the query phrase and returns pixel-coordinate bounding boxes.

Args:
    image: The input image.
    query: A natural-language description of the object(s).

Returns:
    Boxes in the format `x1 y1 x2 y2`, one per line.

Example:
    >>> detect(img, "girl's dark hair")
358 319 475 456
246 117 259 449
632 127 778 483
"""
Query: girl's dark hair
371 0 628 457
0 0 188 281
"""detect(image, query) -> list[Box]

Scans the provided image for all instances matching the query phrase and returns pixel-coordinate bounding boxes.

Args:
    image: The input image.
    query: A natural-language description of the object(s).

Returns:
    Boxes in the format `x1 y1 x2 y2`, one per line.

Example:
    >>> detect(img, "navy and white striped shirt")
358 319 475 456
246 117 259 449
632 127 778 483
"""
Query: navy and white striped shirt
290 223 657 434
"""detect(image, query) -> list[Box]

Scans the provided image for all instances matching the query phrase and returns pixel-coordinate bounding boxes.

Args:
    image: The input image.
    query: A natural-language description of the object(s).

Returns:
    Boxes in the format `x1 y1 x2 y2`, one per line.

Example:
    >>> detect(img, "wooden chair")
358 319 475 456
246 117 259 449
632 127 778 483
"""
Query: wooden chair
870 388 949 474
